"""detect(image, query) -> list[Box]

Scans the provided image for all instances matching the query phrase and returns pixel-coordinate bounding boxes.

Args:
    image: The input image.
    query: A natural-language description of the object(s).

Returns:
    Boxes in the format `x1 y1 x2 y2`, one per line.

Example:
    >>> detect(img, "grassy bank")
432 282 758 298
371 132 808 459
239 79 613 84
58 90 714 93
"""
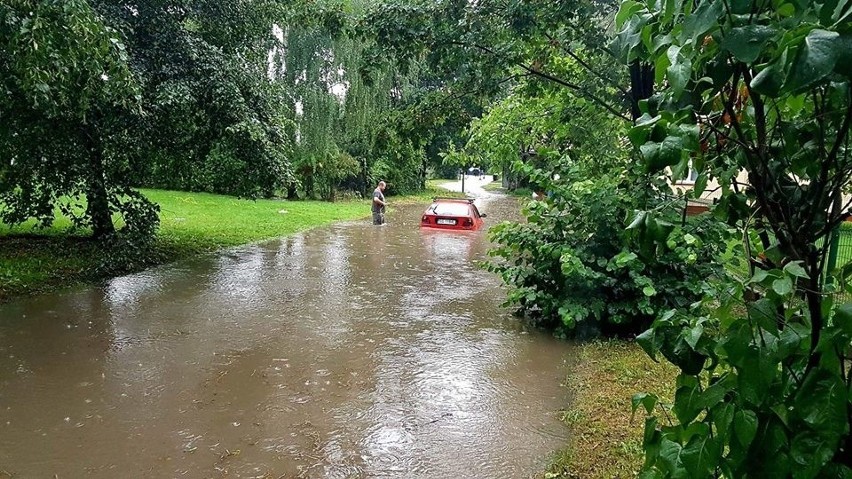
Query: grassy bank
0 188 437 303
545 340 678 478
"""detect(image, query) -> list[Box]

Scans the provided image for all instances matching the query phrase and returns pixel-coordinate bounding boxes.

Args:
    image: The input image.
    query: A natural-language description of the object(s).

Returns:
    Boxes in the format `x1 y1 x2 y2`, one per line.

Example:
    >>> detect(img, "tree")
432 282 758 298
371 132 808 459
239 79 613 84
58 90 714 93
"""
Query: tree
93 0 295 198
0 0 157 238
617 0 852 475
357 0 633 188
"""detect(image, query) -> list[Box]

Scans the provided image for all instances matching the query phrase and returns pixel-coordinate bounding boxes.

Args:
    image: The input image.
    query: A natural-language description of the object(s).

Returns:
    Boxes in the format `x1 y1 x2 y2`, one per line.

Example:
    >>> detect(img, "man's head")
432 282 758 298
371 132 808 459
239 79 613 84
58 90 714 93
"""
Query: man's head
378 181 386 191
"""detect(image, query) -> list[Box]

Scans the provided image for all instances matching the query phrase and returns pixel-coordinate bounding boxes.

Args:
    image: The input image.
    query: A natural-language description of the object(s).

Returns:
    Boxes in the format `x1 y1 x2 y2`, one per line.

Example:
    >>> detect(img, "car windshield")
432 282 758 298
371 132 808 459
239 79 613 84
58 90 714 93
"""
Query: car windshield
432 202 471 216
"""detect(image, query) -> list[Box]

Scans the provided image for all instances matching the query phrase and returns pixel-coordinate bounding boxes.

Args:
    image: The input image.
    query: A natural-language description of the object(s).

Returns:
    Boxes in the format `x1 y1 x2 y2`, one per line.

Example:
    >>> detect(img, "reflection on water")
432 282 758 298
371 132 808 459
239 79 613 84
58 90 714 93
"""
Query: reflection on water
0 193 572 478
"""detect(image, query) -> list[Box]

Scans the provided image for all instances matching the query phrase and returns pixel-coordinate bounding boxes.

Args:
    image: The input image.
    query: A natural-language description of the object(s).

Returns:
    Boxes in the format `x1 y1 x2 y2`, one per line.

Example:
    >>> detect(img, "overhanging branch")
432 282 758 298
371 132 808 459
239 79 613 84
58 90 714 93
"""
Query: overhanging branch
542 32 629 97
450 41 631 122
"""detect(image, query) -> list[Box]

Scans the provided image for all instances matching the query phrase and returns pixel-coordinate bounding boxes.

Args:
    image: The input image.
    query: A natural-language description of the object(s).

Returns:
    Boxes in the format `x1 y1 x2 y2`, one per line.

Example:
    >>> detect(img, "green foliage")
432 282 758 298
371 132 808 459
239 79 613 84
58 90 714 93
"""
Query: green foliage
617 0 852 475
468 83 627 178
359 0 629 188
94 0 295 199
271 6 435 199
0 0 158 239
370 128 426 194
486 162 728 338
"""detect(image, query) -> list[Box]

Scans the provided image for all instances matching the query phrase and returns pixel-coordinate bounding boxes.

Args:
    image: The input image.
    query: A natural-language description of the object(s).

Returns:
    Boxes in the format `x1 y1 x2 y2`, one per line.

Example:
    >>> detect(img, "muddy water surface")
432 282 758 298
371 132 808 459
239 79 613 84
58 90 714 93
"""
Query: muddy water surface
0 189 573 478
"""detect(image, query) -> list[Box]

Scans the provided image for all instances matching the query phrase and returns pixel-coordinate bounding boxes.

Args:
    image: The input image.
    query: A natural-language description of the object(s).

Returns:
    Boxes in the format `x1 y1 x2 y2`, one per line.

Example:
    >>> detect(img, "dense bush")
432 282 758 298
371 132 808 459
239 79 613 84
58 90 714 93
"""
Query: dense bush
486 162 729 337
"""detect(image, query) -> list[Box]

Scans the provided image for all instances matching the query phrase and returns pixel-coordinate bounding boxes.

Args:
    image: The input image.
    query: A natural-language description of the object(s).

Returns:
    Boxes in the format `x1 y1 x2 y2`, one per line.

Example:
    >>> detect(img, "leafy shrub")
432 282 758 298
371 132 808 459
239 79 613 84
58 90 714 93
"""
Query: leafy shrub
617 0 852 474
486 163 728 337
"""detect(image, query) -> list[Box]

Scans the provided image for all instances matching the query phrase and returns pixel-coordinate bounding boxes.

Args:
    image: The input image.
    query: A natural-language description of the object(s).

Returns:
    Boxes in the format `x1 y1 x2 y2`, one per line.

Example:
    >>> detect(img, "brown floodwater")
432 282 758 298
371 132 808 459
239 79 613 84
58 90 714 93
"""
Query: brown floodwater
0 185 573 478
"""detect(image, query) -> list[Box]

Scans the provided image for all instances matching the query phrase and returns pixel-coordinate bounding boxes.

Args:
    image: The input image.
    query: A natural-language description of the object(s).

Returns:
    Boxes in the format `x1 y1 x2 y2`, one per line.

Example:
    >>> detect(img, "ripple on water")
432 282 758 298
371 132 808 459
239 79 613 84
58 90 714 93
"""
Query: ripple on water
357 421 417 476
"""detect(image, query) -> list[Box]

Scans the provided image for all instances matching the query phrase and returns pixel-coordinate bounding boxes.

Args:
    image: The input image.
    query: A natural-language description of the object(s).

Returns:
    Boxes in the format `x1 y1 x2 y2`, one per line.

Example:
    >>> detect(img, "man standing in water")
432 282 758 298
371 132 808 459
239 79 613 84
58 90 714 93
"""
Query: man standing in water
372 180 387 225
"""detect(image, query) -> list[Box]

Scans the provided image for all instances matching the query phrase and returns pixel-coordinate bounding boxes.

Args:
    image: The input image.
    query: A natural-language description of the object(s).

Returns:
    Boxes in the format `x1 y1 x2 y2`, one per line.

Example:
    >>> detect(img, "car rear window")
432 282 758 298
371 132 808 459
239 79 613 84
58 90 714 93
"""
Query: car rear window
432 202 471 216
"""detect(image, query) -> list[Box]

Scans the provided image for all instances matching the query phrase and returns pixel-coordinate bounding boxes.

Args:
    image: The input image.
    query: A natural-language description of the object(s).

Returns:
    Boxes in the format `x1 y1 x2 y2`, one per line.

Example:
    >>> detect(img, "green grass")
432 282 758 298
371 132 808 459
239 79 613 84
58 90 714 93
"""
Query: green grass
409 180 465 201
144 189 368 254
482 181 507 192
543 340 677 478
0 188 395 303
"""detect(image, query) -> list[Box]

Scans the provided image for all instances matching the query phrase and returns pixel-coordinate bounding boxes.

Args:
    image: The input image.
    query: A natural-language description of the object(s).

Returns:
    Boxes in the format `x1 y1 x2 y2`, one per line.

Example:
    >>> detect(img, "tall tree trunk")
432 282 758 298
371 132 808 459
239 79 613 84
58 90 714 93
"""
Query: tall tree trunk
629 61 655 122
419 156 428 190
82 124 115 239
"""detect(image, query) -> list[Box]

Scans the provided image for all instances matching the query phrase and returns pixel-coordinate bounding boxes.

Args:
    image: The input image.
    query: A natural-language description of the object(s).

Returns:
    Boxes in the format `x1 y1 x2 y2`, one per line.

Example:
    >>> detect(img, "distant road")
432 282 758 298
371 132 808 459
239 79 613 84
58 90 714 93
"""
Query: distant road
437 174 495 196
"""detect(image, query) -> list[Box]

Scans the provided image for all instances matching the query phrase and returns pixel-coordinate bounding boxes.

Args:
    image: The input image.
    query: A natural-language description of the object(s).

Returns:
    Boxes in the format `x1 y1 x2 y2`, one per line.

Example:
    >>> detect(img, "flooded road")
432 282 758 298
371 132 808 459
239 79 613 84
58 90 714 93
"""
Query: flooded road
0 184 572 478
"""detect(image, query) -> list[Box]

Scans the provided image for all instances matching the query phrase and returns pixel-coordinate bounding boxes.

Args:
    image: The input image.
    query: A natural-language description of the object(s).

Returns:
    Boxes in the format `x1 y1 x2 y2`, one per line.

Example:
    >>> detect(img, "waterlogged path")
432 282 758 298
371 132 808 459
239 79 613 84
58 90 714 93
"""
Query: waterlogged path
0 181 572 478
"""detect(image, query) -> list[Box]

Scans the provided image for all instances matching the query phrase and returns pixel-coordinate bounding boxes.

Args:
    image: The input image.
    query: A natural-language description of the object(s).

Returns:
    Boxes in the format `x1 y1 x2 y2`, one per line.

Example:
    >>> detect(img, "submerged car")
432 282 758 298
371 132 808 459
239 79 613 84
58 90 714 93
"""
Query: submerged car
420 197 486 231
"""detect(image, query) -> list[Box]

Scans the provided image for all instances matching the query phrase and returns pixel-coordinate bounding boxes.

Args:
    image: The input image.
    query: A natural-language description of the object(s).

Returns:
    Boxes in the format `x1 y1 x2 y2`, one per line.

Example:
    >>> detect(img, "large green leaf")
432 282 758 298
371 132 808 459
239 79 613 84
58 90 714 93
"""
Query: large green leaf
628 210 648 229
628 114 661 146
674 381 702 423
749 50 788 98
793 368 848 430
638 469 664 479
615 0 646 27
614 14 647 61
790 431 837 479
636 327 659 360
659 438 689 478
772 276 794 296
681 0 724 45
684 323 703 349
834 34 852 78
783 261 809 279
737 348 776 404
681 434 720 478
641 135 684 173
667 60 692 98
733 409 758 448
835 303 852 335
783 29 840 93
721 25 778 63
691 173 708 197
632 392 659 415
711 402 735 441
728 0 755 14
748 297 780 333
666 46 692 98
697 376 731 409
646 215 675 242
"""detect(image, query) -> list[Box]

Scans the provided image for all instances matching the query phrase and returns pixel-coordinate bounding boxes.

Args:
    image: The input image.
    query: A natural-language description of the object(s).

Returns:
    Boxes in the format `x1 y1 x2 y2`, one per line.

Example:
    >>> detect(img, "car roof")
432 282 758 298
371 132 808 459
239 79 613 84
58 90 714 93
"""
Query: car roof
428 200 476 217
432 197 475 203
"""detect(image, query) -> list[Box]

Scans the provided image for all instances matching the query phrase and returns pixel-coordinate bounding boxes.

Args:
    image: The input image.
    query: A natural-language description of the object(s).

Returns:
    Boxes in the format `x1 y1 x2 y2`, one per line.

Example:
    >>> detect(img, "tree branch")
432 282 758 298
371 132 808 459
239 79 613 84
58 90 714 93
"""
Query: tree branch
450 41 631 122
542 32 629 96
827 90 852 165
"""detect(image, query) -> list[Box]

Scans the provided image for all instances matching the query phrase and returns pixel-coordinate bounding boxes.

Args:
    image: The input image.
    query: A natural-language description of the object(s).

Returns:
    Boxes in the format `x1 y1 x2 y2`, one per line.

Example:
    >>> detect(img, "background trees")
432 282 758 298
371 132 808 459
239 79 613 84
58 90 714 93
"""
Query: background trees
94 0 296 197
363 0 852 472
2 0 460 239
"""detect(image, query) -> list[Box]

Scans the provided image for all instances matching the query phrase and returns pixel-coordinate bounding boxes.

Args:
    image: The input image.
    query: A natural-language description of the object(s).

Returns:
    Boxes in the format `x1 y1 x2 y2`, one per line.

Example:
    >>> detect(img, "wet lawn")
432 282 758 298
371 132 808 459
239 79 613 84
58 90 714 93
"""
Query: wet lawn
544 340 677 479
1 188 421 303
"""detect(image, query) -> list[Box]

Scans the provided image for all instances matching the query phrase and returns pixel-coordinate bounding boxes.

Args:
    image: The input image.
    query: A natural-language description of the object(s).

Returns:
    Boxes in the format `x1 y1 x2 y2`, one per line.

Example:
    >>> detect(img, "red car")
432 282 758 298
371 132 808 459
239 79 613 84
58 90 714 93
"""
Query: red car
420 197 486 230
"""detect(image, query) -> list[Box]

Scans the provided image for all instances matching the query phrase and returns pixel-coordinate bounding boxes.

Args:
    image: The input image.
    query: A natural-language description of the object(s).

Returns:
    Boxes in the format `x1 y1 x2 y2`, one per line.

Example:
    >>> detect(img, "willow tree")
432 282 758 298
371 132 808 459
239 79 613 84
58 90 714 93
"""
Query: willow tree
273 6 429 198
91 0 295 198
